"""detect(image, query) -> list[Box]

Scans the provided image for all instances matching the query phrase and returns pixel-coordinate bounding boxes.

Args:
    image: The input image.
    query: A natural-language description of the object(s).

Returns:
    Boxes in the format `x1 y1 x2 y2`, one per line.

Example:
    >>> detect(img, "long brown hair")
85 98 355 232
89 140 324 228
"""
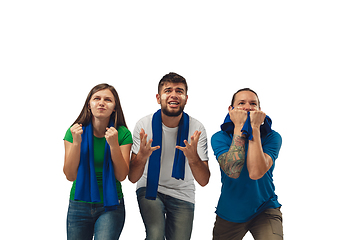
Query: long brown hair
72 83 127 128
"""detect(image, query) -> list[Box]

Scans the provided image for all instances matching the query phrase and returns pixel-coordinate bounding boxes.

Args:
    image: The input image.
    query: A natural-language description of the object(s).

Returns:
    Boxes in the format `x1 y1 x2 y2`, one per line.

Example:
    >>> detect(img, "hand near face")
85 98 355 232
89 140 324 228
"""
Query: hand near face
138 128 160 159
250 110 266 129
70 123 83 144
176 131 201 160
229 107 248 128
105 127 119 148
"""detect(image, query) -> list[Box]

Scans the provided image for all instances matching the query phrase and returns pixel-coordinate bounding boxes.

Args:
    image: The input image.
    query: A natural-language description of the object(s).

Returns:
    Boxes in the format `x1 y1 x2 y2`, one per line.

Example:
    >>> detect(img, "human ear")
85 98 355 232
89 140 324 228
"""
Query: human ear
156 94 161 104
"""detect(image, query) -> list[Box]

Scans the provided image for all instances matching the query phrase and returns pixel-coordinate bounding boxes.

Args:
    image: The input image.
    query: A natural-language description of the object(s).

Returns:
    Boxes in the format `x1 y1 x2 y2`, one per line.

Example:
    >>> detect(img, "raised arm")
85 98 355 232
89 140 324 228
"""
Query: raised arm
176 131 210 186
246 111 273 180
63 124 83 181
217 108 248 179
105 127 132 182
218 133 246 179
128 128 160 183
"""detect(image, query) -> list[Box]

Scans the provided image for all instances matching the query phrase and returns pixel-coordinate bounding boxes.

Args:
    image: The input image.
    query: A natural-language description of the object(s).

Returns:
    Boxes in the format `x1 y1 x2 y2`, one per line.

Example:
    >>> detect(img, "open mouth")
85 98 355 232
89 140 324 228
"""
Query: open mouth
168 101 179 107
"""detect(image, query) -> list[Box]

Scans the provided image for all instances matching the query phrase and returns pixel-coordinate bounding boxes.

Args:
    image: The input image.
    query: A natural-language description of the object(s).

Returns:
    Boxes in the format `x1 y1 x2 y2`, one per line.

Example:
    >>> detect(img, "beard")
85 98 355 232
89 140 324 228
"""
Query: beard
161 104 185 117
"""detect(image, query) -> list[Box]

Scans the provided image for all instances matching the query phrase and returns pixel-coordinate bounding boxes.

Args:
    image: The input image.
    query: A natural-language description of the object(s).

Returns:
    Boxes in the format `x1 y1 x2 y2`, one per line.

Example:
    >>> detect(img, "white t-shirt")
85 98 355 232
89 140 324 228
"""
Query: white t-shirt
131 113 209 204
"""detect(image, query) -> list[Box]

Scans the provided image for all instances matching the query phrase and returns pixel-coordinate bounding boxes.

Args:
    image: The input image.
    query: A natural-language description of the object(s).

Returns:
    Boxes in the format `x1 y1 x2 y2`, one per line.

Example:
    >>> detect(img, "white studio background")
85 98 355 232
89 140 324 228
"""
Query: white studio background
1 1 359 239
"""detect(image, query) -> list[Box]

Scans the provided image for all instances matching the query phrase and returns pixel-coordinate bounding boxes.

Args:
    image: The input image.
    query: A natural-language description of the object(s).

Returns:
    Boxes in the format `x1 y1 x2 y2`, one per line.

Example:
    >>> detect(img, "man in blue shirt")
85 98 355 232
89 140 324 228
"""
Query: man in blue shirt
211 88 283 240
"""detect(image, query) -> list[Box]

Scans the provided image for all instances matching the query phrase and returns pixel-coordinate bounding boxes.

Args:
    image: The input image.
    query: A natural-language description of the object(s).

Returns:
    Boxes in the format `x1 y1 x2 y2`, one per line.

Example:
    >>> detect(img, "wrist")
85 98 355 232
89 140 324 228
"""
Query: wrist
109 141 120 148
233 125 244 134
250 127 261 139
135 151 148 163
251 125 261 131
72 141 81 147
187 153 200 164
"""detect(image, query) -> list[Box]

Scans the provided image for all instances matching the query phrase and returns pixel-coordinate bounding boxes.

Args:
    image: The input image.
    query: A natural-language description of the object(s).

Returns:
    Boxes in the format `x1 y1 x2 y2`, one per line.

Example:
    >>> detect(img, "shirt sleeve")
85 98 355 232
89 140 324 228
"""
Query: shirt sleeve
211 131 232 160
197 123 209 162
117 126 133 146
261 130 282 162
131 121 142 155
64 127 73 143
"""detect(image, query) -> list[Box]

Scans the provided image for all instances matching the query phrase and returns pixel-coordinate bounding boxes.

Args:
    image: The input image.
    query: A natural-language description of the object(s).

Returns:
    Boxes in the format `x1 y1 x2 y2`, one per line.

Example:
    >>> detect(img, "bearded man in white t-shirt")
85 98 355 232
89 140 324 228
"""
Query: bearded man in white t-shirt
129 72 210 240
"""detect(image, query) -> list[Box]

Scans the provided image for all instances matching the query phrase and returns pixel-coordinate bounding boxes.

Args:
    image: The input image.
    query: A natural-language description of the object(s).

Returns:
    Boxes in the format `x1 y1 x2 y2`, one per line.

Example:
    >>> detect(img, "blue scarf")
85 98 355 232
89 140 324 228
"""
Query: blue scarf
221 111 272 139
145 109 190 200
74 118 119 211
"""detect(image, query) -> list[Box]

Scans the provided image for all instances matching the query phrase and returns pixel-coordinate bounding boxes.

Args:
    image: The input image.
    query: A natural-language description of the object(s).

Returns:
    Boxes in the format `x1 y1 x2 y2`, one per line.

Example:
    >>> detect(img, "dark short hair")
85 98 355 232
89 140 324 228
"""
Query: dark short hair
231 88 260 108
158 72 188 94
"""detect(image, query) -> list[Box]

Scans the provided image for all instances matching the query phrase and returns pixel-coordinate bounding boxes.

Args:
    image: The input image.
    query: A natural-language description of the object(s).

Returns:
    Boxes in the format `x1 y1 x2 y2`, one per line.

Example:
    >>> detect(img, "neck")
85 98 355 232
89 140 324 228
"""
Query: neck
161 112 182 128
92 116 110 138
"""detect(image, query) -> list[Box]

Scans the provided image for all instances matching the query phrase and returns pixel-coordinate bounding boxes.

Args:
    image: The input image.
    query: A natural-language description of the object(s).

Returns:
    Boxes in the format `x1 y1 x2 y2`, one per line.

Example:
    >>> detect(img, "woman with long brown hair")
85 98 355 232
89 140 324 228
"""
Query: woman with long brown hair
63 83 132 240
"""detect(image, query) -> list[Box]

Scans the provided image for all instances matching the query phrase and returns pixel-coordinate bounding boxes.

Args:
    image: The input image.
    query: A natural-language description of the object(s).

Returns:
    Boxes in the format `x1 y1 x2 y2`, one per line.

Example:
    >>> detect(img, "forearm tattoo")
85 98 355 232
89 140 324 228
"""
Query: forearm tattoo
218 134 246 178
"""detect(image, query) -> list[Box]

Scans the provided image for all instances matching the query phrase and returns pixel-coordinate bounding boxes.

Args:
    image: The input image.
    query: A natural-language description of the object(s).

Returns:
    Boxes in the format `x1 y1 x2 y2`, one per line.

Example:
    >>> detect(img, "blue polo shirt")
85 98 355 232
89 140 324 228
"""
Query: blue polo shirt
211 130 282 223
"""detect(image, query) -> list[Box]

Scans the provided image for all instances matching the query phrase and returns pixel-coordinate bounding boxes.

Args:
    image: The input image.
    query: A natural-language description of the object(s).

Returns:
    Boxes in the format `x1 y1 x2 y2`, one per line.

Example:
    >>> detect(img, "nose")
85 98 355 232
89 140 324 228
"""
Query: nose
243 103 251 111
98 99 105 106
169 91 178 99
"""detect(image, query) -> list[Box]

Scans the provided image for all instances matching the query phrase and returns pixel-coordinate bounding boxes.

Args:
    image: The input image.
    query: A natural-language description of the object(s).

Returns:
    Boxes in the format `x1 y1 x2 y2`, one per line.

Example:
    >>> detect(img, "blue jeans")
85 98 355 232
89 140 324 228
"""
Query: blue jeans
136 187 195 240
66 198 125 240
